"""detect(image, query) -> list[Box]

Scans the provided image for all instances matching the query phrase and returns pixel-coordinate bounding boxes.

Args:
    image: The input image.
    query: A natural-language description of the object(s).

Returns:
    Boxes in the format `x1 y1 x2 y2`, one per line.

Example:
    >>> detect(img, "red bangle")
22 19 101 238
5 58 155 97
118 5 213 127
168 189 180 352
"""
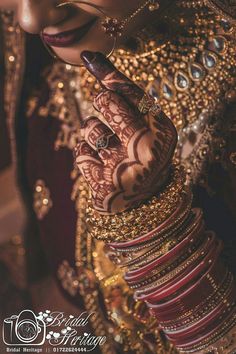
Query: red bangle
134 233 222 302
158 271 233 332
125 226 205 287
148 259 228 322
125 209 204 281
122 211 196 270
166 280 236 342
132 231 215 296
146 235 222 303
172 303 236 349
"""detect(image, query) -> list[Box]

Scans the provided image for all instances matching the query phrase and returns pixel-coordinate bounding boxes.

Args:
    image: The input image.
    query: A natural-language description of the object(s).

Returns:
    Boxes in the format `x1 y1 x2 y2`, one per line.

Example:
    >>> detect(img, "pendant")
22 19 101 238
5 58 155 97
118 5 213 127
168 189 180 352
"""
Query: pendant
202 50 218 71
161 79 176 100
174 71 190 91
188 62 205 82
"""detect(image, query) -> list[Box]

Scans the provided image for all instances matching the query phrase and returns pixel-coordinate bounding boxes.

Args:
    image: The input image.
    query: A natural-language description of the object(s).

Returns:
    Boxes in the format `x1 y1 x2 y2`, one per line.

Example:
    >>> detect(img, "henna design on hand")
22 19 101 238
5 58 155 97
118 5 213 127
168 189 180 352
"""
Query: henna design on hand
75 51 178 214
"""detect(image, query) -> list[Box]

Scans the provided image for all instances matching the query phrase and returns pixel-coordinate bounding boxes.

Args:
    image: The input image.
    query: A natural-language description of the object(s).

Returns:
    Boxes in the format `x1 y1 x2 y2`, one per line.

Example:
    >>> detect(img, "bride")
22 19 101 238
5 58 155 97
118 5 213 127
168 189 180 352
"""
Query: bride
0 0 236 353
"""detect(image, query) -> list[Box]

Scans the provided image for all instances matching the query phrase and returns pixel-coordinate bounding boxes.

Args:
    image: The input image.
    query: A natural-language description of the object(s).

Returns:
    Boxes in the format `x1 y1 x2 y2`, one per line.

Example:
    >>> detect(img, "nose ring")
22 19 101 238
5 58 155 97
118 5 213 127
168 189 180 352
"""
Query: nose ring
40 1 117 66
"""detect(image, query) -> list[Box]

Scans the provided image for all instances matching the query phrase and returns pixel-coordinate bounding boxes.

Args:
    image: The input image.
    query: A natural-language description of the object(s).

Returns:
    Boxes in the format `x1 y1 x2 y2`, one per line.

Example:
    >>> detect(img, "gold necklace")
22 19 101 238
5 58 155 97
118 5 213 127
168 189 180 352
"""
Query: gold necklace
75 2 236 187
78 3 236 132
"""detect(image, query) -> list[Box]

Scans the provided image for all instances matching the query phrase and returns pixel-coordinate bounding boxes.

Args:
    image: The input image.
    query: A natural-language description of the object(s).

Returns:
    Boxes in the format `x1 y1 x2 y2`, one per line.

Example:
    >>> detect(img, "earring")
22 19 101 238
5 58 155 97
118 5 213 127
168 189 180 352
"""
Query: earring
149 0 160 11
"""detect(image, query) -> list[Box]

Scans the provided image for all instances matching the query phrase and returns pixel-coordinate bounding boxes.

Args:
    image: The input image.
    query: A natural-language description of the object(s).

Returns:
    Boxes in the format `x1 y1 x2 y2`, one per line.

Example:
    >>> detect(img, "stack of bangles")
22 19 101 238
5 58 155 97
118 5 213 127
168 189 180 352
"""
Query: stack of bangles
87 165 236 353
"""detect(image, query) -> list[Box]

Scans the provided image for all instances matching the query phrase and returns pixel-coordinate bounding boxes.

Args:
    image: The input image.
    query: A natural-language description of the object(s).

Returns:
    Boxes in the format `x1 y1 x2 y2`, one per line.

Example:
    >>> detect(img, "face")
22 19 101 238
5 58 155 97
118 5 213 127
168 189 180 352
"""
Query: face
0 0 153 65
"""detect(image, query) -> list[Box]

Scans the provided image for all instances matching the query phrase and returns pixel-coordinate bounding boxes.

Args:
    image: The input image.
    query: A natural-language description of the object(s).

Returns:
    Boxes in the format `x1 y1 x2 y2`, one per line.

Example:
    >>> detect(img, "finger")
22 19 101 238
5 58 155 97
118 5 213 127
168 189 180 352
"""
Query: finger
81 116 120 151
81 51 145 108
94 90 148 145
74 140 104 183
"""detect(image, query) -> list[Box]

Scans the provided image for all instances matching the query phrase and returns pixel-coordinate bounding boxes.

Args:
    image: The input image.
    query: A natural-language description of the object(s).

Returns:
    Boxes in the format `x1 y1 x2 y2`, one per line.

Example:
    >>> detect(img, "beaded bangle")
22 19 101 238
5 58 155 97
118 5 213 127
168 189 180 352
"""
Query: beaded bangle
176 312 236 352
126 229 209 287
87 166 186 242
166 282 236 339
192 324 236 354
125 227 205 288
108 189 193 251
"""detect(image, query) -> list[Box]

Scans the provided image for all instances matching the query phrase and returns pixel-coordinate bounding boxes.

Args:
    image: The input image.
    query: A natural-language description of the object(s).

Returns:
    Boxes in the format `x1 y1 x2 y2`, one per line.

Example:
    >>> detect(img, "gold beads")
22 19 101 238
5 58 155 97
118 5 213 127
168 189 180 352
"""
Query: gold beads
149 1 160 12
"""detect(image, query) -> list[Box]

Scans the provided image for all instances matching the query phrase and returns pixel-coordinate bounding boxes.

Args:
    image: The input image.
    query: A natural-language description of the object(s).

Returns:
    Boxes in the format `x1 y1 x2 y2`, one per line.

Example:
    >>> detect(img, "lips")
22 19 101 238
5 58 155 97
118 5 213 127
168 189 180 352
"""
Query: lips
42 18 97 47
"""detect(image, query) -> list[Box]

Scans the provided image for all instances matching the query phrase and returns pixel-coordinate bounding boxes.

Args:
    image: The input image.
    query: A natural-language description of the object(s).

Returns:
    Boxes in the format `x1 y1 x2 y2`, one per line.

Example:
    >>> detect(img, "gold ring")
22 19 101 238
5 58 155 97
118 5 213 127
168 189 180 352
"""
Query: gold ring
138 93 161 116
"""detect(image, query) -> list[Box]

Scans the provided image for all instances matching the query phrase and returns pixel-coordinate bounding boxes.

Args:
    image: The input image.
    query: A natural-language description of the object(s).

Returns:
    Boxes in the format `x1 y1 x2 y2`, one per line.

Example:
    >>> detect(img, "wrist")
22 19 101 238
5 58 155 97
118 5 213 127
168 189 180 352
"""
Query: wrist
87 164 186 242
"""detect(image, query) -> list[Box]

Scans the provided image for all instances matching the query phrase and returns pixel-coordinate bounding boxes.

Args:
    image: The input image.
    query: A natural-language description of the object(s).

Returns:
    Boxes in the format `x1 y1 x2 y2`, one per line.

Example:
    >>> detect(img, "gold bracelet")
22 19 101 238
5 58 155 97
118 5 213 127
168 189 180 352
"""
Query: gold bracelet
87 165 186 242
114 190 193 253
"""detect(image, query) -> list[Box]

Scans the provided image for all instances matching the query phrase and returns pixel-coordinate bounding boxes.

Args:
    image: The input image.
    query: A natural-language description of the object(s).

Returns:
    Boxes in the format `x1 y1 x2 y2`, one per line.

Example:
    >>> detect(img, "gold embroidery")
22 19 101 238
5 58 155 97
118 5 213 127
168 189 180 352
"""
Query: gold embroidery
33 180 52 220
230 151 236 166
1 12 25 184
70 173 117 354
57 260 80 297
76 6 236 186
205 0 236 23
31 5 236 188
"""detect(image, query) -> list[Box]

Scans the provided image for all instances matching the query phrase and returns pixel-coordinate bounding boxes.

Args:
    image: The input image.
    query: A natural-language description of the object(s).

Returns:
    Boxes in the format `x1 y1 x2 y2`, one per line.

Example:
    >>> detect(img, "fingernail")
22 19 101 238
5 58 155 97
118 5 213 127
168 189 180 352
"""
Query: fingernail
81 51 114 81
80 51 97 64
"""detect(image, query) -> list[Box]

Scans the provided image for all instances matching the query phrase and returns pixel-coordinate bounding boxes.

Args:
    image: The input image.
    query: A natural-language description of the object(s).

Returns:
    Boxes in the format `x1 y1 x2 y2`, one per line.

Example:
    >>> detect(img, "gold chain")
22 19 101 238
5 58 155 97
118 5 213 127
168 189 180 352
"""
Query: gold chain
122 0 151 26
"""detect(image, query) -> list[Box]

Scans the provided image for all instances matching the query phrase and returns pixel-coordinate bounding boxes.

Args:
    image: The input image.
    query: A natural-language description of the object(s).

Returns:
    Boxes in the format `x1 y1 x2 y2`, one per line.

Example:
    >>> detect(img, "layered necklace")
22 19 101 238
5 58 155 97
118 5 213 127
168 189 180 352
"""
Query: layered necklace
75 0 236 186
78 2 236 129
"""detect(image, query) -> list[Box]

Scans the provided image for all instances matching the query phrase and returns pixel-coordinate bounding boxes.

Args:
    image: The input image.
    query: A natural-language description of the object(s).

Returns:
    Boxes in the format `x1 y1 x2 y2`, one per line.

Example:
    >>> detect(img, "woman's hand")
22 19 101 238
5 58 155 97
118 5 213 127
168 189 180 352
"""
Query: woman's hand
75 51 177 214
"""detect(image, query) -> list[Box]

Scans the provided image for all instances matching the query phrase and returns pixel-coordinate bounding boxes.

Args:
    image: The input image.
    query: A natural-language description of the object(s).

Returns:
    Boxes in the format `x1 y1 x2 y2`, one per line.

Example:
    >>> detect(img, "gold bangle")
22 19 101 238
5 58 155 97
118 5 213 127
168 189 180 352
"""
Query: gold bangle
87 165 186 242
114 190 193 254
